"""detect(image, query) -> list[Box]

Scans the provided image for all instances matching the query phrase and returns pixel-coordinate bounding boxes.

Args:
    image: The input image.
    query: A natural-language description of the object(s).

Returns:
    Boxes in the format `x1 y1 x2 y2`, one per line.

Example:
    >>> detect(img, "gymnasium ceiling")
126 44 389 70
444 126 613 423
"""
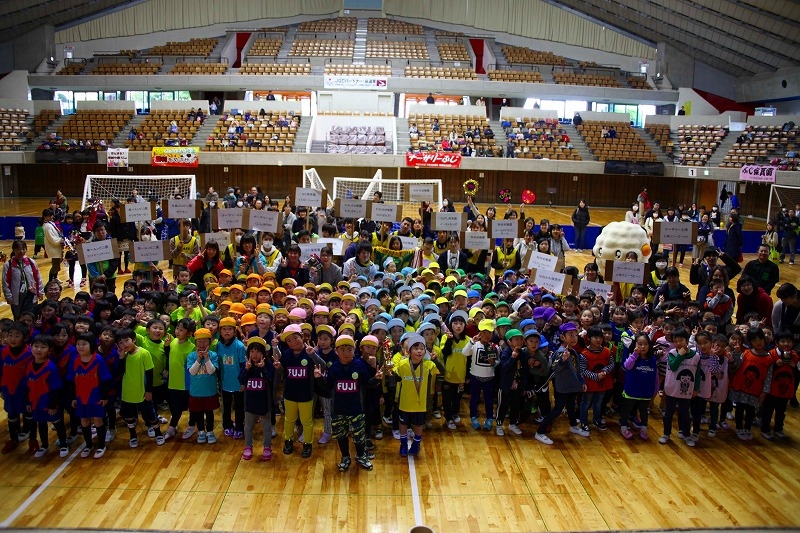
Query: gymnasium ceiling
1 0 798 78
0 0 135 44
548 0 800 77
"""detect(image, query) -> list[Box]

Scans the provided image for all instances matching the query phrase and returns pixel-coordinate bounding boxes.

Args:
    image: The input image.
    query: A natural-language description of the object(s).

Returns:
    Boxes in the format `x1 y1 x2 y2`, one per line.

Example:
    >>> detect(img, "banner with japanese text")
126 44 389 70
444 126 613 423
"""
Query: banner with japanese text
151 146 199 168
739 164 776 183
405 152 461 168
106 147 128 168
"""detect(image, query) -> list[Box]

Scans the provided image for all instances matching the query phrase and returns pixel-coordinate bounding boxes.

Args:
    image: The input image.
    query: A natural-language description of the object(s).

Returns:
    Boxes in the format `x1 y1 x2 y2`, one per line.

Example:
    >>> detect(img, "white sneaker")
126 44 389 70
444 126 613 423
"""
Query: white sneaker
147 427 156 438
59 447 69 457
453 415 461 424
105 430 115 443
535 432 553 445
496 425 505 436
164 426 177 440
508 424 523 435
34 447 49 458
182 427 197 440
447 421 457 430
158 416 168 424
570 425 590 437
432 411 442 419
392 430 401 440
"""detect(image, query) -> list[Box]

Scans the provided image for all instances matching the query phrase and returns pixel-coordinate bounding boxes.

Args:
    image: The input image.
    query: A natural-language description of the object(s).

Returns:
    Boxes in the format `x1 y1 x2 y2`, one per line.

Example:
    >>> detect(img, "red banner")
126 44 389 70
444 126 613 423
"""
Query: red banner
151 146 199 168
405 151 462 168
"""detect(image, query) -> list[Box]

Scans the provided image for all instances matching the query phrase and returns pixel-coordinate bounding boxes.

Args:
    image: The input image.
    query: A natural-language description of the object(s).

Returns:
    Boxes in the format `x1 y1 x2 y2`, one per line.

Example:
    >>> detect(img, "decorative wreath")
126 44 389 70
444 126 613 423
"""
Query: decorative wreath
463 179 480 197
498 188 512 204
521 189 537 205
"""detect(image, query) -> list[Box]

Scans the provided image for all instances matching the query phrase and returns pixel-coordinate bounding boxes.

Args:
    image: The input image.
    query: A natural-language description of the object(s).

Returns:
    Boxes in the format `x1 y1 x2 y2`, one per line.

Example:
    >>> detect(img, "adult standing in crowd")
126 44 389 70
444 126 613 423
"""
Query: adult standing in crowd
571 199 590 251
742 244 780 296
724 213 743 263
2 240 43 320
42 208 64 283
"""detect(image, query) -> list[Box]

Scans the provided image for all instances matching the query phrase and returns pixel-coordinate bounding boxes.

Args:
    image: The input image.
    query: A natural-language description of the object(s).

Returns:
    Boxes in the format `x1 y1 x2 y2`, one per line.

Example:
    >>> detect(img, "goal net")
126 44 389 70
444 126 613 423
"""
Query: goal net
82 174 197 210
768 184 800 222
302 168 334 207
332 171 443 220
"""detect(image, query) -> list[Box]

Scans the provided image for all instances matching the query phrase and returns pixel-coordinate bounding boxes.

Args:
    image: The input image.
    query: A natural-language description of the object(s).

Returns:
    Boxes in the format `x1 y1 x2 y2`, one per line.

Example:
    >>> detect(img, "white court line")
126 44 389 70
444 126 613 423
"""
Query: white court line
407 455 423 526
0 443 85 528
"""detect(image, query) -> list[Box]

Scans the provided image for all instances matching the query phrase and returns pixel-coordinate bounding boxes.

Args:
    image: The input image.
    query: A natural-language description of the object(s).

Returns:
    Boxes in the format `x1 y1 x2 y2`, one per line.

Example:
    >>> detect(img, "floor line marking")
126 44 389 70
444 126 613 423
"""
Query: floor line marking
408 455 423 526
0 443 85 528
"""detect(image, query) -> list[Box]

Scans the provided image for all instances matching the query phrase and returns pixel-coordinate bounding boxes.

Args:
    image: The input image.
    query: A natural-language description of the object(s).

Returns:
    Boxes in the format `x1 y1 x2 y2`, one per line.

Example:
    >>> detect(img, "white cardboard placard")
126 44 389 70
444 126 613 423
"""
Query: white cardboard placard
607 260 648 284
533 269 568 294
295 187 324 207
164 198 201 219
578 279 612 297
371 203 401 223
491 219 521 239
214 208 245 230
408 183 435 202
299 242 326 262
527 251 559 272
248 210 280 233
335 198 369 219
130 240 170 263
398 236 419 250
432 212 466 232
122 201 156 223
77 239 117 265
463 231 490 250
200 232 232 247
315 238 345 256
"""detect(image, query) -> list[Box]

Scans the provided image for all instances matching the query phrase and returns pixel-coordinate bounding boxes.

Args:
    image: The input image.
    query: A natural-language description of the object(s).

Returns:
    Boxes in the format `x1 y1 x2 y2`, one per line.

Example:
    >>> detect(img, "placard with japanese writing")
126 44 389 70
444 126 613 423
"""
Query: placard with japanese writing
652 221 697 245
295 187 325 207
315 238 344 256
164 198 201 219
606 260 648 284
130 240 170 263
492 219 522 239
527 251 559 272
77 239 119 265
463 231 490 250
432 212 466 232
371 203 402 223
334 198 369 219
213 208 245 230
246 210 280 233
122 201 156 223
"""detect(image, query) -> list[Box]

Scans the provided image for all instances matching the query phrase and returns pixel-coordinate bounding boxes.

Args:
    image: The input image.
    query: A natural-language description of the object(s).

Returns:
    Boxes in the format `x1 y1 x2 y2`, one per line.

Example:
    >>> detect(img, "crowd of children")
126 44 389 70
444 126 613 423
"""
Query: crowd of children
3 203 800 474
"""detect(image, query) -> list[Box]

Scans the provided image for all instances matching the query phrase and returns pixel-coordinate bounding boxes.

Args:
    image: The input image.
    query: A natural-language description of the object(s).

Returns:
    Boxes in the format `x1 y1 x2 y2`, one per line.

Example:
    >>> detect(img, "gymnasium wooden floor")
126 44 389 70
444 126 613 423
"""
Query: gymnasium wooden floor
0 199 798 533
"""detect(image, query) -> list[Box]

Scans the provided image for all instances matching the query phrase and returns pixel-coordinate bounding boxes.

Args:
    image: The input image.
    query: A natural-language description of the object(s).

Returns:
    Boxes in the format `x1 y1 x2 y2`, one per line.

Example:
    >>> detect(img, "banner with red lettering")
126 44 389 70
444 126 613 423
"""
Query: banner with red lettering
739 164 777 183
405 152 462 168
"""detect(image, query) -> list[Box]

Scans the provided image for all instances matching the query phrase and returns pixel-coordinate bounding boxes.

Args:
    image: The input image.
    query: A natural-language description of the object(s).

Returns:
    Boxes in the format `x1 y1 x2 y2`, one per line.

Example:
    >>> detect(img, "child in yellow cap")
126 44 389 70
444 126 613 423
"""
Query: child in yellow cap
187 328 219 444
240 337 275 461
315 335 381 471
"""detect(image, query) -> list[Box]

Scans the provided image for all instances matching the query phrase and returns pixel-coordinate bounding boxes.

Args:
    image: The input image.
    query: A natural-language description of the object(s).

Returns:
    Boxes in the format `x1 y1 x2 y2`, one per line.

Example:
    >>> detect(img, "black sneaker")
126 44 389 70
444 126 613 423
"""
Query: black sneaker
337 456 351 472
301 443 313 458
283 440 294 455
365 439 375 451
366 450 375 460
355 454 373 470
593 420 608 431
580 423 591 433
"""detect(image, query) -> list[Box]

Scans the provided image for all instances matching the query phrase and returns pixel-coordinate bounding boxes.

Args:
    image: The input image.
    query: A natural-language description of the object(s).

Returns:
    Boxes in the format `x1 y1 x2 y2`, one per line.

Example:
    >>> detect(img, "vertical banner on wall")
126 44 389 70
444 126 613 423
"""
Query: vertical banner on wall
106 147 129 168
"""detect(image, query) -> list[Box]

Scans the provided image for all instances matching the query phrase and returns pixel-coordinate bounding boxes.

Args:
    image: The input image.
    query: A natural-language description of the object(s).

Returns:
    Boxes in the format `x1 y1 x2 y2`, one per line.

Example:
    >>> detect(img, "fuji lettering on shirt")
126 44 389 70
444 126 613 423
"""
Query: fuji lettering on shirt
336 380 359 392
247 378 265 390
287 367 308 379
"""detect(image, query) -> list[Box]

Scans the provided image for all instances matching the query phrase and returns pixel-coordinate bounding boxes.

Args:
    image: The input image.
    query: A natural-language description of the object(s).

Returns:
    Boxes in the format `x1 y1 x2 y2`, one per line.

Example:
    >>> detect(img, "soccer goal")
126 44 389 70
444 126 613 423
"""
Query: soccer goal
332 171 443 218
768 184 800 222
302 167 334 207
81 174 197 210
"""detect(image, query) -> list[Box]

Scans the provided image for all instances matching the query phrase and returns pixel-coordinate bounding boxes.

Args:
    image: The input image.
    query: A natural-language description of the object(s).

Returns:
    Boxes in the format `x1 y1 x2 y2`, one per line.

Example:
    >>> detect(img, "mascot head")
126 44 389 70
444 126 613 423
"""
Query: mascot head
592 222 652 277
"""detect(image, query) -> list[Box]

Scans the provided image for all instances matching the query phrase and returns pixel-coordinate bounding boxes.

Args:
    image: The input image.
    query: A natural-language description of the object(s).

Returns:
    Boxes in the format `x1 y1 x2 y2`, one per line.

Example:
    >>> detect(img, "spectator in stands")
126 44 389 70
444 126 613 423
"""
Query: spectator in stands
196 108 204 123
501 119 512 133
128 128 137 141
426 93 435 104
573 112 582 126
205 187 219 206
506 139 516 158
409 123 419 139
602 126 609 138
188 108 196 120
608 127 617 139
472 125 481 139
266 91 276 101
432 119 440 133
483 125 494 140
441 138 452 152
677 105 686 116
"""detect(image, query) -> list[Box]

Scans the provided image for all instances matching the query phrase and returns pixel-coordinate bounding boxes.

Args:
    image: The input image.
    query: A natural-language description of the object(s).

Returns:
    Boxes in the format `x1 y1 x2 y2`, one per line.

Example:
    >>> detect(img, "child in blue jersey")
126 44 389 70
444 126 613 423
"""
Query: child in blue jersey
239 337 275 461
316 335 380 471
26 334 68 458
272 324 317 458
50 322 80 445
217 316 247 439
187 328 219 444
68 332 112 458
620 333 659 440
2 322 33 453
314 325 337 445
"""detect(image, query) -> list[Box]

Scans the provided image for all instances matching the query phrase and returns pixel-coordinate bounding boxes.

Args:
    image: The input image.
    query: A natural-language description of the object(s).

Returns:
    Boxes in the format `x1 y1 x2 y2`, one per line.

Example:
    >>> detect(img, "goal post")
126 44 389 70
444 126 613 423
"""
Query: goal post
768 184 800 223
332 175 443 219
82 174 196 210
302 167 334 207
